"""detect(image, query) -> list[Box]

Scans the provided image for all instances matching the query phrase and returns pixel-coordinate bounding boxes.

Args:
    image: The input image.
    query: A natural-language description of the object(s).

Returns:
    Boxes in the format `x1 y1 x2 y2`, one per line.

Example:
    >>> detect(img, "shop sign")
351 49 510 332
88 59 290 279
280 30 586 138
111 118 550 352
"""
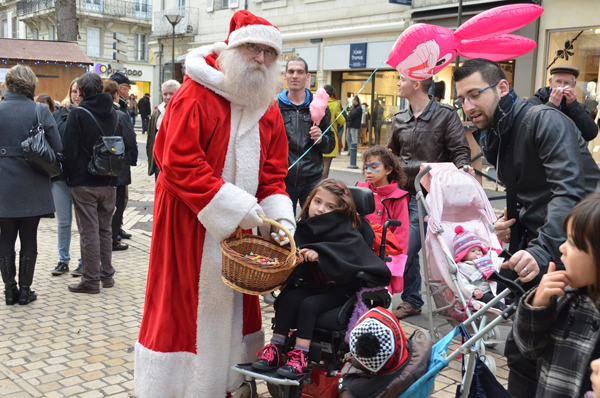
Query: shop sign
349 43 367 69
388 0 411 4
94 63 143 77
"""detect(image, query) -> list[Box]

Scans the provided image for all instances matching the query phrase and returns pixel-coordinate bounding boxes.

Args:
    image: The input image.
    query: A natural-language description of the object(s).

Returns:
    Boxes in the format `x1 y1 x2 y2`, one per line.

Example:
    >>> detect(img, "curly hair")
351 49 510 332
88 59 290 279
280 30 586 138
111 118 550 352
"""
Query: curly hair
299 178 361 229
362 145 407 186
4 65 38 99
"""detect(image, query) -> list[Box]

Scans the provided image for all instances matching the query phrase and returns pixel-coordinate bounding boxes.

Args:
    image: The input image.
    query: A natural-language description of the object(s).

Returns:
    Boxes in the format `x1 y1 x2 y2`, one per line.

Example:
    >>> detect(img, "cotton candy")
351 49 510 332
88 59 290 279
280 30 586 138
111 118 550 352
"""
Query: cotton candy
310 88 329 125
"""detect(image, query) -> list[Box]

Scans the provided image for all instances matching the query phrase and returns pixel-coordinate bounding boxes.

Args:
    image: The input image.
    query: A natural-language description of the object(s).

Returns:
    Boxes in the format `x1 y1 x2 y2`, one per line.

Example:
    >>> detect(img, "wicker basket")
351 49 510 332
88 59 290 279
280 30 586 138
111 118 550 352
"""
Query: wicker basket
221 217 298 295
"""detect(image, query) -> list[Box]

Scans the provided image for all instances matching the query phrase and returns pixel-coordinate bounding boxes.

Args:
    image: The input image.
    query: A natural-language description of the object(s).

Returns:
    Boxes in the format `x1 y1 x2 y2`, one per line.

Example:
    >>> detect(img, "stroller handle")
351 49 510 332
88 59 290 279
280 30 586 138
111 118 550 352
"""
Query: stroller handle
414 165 432 194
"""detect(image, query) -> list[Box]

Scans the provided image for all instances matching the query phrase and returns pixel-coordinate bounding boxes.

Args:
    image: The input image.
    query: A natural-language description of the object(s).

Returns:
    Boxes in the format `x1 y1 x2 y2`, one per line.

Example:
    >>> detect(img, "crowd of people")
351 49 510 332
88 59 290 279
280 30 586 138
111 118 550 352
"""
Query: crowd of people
1 8 600 398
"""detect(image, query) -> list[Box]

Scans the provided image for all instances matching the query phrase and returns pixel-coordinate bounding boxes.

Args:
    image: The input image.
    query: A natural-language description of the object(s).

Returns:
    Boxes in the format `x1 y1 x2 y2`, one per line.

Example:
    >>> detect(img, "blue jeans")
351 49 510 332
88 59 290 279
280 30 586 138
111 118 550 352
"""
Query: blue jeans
401 195 426 309
286 178 320 217
51 180 73 264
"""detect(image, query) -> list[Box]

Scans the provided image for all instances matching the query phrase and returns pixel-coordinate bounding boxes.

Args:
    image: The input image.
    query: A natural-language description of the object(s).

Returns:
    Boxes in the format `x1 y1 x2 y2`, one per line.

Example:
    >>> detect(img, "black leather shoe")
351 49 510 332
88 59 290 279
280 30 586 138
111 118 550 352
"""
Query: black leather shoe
68 282 100 294
71 264 83 277
119 230 132 239
51 262 69 276
113 243 129 251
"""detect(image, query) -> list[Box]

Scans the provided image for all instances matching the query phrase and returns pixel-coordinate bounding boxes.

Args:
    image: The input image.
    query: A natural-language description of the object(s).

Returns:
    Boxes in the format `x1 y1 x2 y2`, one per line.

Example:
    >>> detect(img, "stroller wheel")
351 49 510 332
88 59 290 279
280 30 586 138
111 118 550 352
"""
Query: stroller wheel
233 381 256 398
414 329 431 342
483 326 501 349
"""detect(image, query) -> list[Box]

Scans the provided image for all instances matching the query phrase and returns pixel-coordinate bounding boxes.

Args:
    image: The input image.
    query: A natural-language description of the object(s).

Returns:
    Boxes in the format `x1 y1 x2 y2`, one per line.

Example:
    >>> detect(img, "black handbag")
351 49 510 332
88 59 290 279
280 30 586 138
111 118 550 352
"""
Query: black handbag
21 103 62 178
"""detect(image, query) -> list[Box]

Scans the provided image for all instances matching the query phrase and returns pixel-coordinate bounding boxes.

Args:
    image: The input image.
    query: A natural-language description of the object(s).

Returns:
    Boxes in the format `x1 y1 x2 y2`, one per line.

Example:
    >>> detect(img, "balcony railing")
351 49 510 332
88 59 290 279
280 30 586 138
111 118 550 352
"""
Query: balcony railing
16 0 152 20
152 7 199 37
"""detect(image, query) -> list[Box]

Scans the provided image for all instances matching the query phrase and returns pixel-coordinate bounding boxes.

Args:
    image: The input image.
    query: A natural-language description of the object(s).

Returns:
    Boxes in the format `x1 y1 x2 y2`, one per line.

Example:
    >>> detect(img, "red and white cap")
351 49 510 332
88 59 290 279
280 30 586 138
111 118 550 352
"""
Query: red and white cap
225 10 282 55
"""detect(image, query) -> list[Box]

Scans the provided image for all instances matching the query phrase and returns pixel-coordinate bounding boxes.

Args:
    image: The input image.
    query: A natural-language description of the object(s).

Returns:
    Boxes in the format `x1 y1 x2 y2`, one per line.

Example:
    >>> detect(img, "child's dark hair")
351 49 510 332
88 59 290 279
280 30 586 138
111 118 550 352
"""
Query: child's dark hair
563 192 600 304
362 146 407 186
299 179 361 229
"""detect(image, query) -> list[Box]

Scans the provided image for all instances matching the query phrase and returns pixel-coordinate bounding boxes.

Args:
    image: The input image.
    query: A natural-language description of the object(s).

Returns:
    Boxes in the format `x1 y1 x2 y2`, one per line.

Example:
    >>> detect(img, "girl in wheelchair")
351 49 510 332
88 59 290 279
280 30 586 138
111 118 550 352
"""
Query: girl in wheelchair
252 179 391 378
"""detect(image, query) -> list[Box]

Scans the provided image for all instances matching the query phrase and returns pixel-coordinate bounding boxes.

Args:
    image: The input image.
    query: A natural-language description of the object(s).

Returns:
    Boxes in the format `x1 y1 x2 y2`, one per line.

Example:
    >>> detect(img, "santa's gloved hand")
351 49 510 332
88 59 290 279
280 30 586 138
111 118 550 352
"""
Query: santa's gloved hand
270 219 295 246
239 204 265 230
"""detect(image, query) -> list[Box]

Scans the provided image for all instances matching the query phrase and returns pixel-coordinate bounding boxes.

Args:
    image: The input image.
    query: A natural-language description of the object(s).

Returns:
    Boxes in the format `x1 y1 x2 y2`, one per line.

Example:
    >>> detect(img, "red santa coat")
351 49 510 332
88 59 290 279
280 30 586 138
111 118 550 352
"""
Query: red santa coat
134 43 294 398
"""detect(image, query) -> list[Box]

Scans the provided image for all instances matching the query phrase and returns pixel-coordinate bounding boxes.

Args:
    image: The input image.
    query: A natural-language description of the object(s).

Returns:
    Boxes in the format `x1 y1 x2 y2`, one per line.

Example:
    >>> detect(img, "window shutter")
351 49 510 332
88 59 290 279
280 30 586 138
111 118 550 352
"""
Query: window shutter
206 0 213 12
87 27 100 58
229 0 238 8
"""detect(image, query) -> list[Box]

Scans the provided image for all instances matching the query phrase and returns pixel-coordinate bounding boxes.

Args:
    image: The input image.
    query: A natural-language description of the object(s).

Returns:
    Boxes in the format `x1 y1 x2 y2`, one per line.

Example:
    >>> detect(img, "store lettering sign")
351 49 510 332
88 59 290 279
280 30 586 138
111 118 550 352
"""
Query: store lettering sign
94 63 143 77
349 43 367 69
388 0 411 5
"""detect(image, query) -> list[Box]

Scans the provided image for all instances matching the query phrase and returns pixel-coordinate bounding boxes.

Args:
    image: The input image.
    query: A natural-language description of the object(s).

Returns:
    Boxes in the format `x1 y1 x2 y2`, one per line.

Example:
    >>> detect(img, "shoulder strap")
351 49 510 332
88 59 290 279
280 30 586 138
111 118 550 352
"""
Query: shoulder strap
78 107 119 137
34 102 41 126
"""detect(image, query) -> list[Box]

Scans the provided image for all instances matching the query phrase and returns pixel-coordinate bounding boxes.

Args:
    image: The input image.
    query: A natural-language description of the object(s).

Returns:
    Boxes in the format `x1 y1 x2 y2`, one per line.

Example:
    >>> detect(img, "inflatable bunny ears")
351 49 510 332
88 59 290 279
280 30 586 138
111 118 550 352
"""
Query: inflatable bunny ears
387 4 543 80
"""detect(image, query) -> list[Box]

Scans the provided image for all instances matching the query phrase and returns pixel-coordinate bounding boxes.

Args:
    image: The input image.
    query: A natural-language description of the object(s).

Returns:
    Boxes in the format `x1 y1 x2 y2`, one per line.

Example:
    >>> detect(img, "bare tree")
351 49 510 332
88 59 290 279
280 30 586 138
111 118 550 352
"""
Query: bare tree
56 0 77 41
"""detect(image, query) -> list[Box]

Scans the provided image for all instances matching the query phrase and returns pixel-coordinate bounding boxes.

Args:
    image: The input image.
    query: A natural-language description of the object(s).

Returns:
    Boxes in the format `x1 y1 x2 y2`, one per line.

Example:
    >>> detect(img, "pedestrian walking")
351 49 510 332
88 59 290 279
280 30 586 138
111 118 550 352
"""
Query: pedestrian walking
138 93 151 134
0 65 62 305
51 78 82 277
127 93 138 128
61 72 136 295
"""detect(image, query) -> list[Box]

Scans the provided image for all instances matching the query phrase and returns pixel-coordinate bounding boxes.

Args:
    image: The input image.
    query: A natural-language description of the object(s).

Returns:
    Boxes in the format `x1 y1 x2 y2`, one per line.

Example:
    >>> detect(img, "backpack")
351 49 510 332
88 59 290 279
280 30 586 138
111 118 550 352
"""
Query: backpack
79 107 125 177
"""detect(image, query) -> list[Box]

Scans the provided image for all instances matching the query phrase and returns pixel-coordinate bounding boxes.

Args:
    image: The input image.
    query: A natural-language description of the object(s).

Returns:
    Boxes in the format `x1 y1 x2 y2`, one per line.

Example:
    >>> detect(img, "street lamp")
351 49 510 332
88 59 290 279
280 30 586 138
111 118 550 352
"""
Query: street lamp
164 14 183 81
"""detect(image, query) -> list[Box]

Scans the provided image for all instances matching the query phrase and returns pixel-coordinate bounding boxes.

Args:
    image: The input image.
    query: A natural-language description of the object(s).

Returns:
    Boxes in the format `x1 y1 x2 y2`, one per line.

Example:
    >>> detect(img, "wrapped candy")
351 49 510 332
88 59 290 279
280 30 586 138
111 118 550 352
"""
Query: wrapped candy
245 252 280 266
309 88 329 125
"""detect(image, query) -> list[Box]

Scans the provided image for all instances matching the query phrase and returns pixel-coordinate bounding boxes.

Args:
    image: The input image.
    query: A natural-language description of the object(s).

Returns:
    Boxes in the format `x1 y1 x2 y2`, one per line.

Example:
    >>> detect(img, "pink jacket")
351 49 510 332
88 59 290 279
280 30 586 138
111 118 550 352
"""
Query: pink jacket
356 181 410 253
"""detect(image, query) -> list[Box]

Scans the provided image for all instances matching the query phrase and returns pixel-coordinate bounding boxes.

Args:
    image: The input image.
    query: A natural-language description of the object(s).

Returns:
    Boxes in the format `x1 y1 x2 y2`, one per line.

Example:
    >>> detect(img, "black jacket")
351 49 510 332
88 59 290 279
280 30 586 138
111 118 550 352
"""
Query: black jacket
278 90 335 187
475 90 600 270
138 96 151 118
112 103 136 186
347 104 363 129
62 93 136 188
387 97 471 195
529 86 598 142
52 105 76 182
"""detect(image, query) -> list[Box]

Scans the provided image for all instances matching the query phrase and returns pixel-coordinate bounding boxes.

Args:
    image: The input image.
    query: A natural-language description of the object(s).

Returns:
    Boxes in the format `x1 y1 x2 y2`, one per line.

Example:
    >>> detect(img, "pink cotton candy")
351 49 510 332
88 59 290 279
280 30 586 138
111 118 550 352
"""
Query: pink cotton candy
310 88 329 125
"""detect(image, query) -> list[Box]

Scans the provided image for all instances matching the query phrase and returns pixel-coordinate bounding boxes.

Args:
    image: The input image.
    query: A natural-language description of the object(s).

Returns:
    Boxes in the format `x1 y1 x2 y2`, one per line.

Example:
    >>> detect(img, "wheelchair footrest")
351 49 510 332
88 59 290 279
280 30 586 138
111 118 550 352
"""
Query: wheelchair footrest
232 364 306 386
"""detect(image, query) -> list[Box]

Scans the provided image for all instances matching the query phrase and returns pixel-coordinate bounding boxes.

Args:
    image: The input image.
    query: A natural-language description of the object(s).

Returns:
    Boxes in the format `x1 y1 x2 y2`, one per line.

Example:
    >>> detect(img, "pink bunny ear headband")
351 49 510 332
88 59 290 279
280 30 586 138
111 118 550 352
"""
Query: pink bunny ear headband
337 183 349 195
387 4 543 81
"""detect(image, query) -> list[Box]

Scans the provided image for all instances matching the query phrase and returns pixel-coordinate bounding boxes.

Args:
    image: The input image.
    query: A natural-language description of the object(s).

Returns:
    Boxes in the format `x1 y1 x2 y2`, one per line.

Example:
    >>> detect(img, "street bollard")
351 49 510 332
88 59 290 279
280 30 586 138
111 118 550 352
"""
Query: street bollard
348 142 359 169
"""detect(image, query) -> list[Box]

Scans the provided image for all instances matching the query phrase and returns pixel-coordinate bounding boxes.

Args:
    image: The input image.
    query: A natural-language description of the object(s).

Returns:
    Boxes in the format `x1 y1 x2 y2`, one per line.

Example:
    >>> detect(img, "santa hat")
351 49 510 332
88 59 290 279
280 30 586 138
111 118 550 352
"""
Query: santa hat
350 307 408 375
224 10 282 55
453 225 487 262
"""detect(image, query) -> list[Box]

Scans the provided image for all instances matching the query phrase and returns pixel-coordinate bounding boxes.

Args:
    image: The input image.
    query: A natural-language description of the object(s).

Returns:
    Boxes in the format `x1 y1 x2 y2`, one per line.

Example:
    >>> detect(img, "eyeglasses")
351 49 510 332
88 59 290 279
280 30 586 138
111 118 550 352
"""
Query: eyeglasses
454 82 499 109
245 43 278 61
119 84 132 89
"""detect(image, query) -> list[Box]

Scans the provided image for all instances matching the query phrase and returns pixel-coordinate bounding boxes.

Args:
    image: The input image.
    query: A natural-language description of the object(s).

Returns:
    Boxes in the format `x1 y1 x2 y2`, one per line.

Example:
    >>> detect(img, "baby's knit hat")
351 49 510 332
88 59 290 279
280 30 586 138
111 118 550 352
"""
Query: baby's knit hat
350 307 408 375
453 225 487 263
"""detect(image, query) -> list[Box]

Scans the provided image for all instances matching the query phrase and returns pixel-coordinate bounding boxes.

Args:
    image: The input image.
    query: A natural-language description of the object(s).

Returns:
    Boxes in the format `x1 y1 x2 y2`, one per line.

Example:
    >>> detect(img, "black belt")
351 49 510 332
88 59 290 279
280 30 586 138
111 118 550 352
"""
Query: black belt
0 146 24 157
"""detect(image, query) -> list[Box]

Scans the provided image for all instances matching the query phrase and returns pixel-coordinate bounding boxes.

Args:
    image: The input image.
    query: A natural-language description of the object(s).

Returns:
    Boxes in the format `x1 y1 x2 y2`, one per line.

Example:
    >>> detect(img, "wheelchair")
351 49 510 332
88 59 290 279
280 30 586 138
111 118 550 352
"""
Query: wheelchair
233 186 400 398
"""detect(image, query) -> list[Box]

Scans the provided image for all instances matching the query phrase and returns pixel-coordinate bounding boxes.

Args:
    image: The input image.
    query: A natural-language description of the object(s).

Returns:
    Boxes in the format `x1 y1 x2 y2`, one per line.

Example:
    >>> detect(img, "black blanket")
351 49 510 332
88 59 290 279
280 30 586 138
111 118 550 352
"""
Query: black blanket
293 211 391 286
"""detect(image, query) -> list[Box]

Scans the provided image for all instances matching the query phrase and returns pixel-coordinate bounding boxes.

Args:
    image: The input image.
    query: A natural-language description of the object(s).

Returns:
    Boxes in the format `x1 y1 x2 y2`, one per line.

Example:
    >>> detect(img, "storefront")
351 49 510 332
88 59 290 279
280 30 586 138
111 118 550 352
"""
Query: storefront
94 62 154 101
536 0 600 162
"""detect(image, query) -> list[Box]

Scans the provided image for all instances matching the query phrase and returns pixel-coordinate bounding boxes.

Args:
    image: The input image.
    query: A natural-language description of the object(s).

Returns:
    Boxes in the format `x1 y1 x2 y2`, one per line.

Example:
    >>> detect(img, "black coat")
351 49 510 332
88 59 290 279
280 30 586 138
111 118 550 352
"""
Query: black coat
278 90 335 187
0 91 62 218
52 105 76 182
138 96 151 118
475 90 600 270
62 93 136 188
347 104 363 129
291 211 391 286
112 103 136 186
529 86 598 142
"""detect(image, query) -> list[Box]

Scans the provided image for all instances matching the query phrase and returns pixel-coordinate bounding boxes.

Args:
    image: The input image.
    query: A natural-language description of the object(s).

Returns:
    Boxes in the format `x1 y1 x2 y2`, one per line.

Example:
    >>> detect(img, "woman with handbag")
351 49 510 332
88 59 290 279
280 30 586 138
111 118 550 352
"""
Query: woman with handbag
0 64 62 305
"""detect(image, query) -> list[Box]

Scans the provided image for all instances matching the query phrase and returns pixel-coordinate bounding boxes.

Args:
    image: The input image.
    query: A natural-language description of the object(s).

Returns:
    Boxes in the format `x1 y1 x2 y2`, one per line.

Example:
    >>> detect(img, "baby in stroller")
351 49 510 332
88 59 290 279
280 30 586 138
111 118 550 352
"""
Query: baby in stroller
251 179 391 379
453 226 506 310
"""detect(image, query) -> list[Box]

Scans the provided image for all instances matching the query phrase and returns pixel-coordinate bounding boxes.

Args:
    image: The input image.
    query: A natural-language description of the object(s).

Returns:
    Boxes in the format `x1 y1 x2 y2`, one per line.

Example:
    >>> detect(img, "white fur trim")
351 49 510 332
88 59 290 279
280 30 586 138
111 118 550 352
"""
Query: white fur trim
228 24 282 54
198 182 257 242
134 342 198 398
258 194 295 238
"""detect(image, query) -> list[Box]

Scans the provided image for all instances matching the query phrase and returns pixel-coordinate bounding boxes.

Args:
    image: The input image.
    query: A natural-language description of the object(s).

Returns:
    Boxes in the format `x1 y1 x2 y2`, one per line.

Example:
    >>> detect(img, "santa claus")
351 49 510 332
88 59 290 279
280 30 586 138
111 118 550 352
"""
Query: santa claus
134 11 295 398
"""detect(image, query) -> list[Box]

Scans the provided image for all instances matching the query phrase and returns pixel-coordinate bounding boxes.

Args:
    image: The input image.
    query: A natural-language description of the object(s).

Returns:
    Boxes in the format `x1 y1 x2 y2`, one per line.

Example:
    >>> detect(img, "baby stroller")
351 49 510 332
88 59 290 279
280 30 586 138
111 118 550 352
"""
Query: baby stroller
232 186 399 398
415 165 511 361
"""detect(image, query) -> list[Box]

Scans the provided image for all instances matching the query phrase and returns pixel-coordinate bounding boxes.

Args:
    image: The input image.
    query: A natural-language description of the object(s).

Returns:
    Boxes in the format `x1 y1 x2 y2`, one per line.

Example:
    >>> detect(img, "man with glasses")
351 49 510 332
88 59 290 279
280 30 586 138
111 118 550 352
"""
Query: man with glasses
278 56 334 215
135 10 296 398
387 74 471 320
453 58 600 398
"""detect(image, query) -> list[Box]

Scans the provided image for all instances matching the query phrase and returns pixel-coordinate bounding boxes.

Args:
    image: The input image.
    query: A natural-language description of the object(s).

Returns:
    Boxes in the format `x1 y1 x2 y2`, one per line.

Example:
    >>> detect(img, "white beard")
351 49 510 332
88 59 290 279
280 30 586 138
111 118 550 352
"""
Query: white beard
217 48 280 111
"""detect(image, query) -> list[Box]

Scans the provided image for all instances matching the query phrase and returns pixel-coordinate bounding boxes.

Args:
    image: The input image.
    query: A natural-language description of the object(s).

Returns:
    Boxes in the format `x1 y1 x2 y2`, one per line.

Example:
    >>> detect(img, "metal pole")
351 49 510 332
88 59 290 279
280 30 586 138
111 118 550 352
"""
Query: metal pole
452 0 463 103
171 24 176 81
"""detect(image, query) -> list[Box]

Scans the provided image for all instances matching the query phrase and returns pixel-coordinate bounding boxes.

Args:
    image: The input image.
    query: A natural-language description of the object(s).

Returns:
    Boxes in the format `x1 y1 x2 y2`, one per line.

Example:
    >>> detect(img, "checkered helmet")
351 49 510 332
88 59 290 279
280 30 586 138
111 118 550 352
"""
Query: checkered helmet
349 307 408 374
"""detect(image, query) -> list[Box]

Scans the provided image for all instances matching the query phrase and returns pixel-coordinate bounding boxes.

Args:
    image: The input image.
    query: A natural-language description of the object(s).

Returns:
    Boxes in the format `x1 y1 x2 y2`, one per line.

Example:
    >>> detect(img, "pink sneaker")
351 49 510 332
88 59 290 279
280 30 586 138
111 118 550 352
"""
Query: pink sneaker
251 344 283 372
276 349 308 378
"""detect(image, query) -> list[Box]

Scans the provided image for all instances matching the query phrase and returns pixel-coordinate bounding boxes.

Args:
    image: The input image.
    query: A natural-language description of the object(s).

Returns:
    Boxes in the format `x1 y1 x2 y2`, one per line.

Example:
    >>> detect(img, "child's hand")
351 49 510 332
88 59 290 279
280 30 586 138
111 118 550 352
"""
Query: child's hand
591 358 600 398
473 289 483 299
531 262 570 307
298 248 319 262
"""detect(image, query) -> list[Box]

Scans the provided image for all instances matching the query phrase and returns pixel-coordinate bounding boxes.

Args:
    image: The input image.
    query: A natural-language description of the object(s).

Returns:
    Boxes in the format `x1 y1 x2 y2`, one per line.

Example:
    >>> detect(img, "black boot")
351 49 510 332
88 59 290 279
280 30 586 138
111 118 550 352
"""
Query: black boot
18 252 37 305
0 252 18 305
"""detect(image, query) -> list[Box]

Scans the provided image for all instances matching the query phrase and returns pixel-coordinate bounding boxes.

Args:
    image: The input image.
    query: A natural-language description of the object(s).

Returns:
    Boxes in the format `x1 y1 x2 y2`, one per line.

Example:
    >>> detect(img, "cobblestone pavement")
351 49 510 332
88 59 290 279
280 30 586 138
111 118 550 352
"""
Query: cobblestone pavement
0 135 508 397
